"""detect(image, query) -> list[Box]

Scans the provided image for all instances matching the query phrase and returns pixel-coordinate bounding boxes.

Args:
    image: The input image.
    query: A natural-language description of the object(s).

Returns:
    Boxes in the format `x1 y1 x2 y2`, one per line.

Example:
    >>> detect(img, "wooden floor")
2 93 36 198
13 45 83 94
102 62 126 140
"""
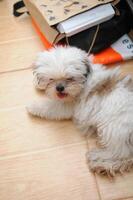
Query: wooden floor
0 1 133 200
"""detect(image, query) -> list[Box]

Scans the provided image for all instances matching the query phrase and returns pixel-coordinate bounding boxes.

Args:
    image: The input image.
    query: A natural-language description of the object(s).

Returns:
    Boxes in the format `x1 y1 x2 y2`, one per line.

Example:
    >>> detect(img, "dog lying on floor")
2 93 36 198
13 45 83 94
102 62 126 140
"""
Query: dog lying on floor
27 46 133 176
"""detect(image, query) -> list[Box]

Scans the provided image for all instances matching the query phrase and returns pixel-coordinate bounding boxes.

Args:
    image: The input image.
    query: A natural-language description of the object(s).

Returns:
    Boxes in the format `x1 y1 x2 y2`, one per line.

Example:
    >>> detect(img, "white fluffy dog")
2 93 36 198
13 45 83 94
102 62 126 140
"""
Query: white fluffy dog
27 46 133 176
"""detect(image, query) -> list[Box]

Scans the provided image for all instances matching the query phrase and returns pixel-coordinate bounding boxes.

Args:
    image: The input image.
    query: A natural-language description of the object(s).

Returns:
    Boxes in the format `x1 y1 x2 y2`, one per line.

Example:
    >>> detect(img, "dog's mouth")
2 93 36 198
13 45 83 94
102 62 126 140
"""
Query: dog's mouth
57 92 68 99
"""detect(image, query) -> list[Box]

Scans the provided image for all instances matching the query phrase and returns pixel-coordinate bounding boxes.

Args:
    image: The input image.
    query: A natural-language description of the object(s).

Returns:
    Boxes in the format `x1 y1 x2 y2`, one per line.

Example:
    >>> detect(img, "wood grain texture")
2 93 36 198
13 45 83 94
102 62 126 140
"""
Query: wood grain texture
124 198 133 200
120 60 133 76
0 38 44 72
0 144 99 200
0 0 19 16
0 107 85 156
0 16 36 43
0 70 34 109
96 173 133 200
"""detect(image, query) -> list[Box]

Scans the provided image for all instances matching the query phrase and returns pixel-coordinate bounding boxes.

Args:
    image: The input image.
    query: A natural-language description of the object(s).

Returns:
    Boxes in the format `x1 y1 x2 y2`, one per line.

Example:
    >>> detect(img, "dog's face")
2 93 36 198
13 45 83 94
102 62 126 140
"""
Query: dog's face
33 46 90 102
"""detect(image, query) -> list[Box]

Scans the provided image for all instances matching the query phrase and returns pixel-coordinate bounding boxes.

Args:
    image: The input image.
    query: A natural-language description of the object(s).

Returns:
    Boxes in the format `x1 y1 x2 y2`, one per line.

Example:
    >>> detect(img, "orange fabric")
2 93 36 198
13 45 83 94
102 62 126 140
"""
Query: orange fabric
92 47 123 65
31 18 53 50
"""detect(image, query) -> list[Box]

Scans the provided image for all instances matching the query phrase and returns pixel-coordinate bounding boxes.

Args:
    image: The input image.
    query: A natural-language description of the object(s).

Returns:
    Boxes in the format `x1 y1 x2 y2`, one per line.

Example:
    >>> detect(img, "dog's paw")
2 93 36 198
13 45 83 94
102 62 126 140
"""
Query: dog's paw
26 104 37 115
26 103 44 118
87 151 114 176
87 150 133 177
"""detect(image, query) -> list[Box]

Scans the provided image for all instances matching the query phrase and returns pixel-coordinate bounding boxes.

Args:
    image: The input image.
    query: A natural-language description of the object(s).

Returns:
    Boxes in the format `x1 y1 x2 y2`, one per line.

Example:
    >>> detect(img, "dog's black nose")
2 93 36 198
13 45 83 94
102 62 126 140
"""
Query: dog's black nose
56 84 64 92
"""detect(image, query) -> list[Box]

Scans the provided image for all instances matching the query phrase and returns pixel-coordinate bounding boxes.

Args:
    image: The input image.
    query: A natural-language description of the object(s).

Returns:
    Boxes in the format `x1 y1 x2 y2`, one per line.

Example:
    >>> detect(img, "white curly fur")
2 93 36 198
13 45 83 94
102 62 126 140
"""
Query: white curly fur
27 46 133 176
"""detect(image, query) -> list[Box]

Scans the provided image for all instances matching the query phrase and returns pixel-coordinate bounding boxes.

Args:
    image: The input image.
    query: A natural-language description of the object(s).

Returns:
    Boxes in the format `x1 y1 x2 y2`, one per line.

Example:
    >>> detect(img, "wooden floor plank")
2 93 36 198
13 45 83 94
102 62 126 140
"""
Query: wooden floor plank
96 173 133 200
0 144 99 200
0 107 85 156
0 16 36 42
120 60 133 76
0 38 44 72
0 69 35 109
0 0 18 16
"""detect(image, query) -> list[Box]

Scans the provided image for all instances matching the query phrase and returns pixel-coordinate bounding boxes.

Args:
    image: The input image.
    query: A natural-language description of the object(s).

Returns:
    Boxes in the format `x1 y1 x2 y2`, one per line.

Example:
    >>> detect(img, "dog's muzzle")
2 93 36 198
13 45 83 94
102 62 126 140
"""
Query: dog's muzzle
56 84 65 92
56 83 68 99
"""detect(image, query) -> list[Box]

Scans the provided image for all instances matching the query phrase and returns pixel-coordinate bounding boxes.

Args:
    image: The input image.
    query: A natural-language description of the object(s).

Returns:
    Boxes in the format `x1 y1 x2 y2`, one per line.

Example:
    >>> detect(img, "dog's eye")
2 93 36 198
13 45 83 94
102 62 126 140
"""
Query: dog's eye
67 77 74 81
83 74 88 78
49 78 54 81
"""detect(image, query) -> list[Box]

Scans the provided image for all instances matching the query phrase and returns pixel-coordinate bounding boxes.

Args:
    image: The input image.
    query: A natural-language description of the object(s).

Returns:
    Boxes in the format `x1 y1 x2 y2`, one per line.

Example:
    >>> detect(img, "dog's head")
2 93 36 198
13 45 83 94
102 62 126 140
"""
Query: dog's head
33 46 91 102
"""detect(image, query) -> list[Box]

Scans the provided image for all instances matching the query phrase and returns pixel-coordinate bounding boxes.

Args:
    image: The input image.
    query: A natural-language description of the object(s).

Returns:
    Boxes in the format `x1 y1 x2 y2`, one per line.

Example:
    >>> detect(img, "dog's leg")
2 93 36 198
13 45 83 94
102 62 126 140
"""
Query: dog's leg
87 124 133 176
87 150 133 176
27 99 73 120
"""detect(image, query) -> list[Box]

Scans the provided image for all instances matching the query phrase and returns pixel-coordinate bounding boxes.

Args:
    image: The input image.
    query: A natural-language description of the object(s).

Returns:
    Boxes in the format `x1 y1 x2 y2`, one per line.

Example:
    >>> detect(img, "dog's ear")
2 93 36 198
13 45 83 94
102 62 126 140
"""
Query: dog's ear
33 69 50 91
83 58 91 77
32 61 48 91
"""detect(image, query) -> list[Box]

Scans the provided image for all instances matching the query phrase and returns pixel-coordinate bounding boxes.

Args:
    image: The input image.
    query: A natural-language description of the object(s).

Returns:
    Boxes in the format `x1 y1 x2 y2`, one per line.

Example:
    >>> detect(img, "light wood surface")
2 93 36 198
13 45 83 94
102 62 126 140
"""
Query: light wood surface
0 16 36 42
0 1 133 200
0 38 44 72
